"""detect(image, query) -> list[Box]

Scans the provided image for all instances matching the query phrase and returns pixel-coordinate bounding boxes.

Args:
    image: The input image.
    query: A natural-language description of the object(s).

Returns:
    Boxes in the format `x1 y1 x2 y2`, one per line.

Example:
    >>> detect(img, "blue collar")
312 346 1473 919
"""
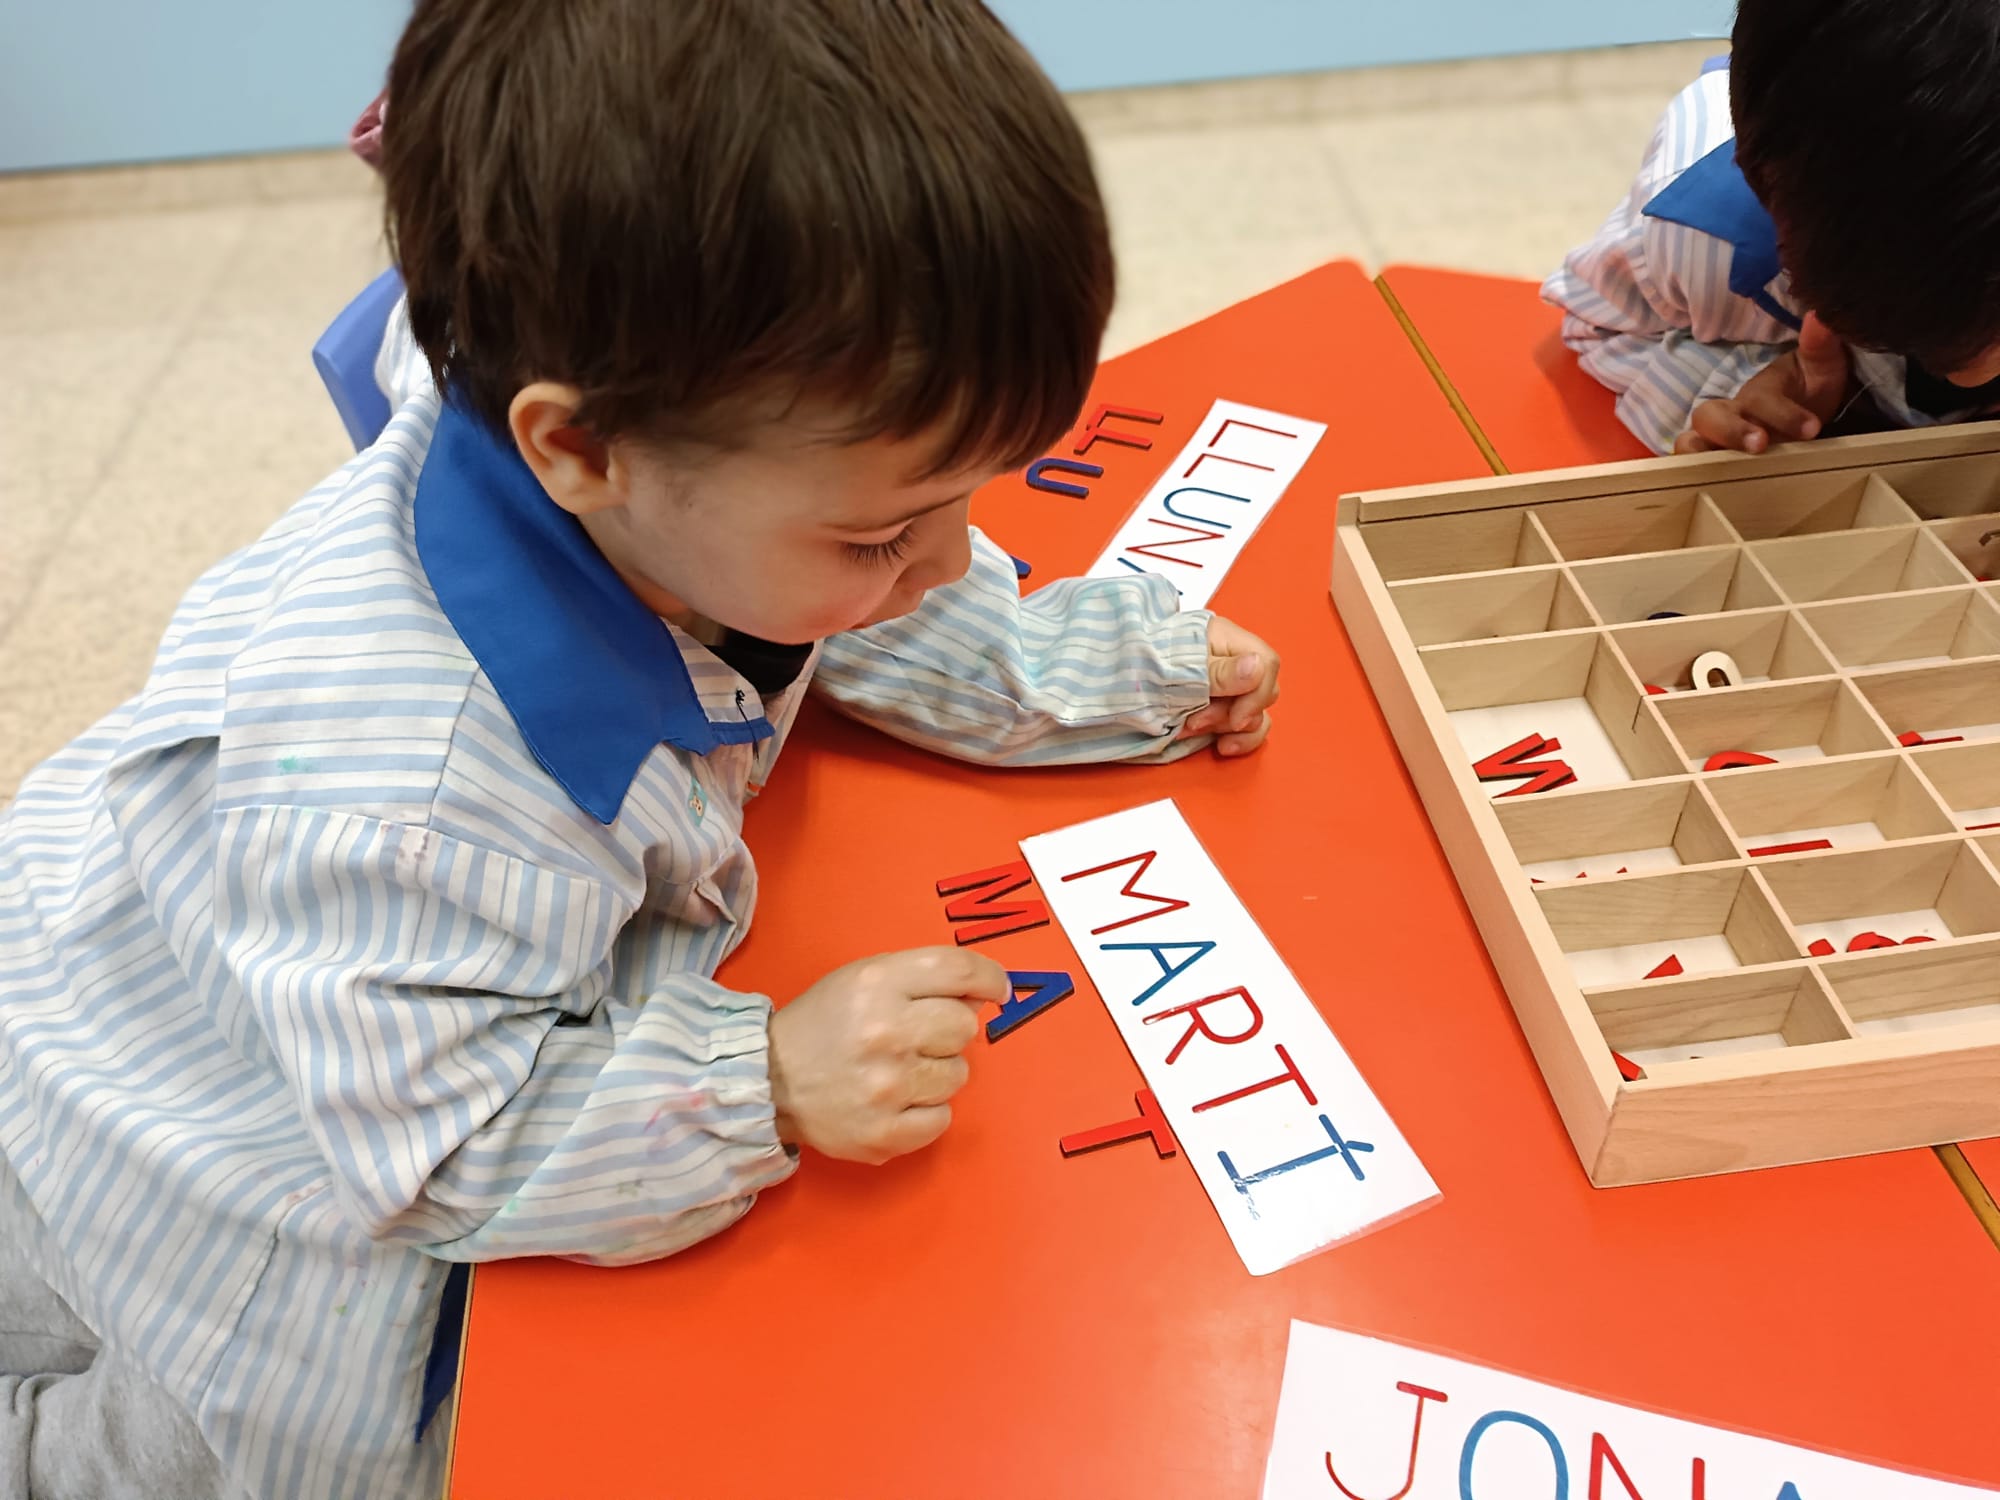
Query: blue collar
1642 138 1803 332
413 400 773 826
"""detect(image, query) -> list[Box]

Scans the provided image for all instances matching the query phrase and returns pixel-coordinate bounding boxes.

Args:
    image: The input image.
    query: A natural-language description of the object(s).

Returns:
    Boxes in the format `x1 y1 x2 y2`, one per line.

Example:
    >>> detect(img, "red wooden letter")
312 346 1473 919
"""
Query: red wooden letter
1702 750 1779 772
1058 1089 1178 1158
935 860 1050 945
1072 403 1164 456
1472 733 1576 797
1746 839 1833 857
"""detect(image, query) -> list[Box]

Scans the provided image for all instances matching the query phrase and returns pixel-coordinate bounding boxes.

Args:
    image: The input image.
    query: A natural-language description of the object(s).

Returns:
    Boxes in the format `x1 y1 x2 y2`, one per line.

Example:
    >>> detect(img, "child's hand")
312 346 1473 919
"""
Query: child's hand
1673 313 1849 454
767 947 1009 1164
1176 615 1280 757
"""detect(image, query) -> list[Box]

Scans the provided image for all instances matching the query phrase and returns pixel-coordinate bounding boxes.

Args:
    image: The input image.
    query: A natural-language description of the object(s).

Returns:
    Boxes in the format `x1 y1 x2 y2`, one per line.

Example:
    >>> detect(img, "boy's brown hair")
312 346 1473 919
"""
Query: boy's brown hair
1731 0 2000 373
381 0 1113 473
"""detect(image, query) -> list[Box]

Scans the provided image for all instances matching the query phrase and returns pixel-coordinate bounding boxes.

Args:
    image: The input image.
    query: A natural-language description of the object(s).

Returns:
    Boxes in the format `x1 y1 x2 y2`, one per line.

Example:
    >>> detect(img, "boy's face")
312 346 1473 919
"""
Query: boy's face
1944 343 2000 387
615 425 997 645
514 385 1002 646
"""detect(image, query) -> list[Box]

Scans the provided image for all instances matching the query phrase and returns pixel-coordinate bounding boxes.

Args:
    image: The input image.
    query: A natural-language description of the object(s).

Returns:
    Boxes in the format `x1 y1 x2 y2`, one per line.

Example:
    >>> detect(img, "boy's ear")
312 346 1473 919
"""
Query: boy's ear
507 383 626 515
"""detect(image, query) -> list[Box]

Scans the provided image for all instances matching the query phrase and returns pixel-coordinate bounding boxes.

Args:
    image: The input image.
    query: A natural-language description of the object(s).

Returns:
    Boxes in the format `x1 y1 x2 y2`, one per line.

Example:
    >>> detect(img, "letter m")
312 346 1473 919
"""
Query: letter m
1061 850 1189 935
936 861 1050 946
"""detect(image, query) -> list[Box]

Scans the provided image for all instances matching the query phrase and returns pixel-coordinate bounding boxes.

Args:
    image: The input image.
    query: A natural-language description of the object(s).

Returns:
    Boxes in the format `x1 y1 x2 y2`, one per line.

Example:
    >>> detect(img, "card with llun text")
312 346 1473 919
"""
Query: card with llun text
1083 399 1326 609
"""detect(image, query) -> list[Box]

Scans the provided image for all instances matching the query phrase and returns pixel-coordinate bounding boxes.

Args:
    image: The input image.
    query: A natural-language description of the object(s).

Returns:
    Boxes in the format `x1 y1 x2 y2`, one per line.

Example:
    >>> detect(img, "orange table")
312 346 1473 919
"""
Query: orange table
1377 263 1649 473
450 262 2000 1499
1954 1138 2000 1233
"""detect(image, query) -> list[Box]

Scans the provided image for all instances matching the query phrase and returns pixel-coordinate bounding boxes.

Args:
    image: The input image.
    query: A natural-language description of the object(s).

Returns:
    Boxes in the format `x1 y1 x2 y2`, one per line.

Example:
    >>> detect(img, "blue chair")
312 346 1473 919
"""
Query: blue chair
313 266 406 451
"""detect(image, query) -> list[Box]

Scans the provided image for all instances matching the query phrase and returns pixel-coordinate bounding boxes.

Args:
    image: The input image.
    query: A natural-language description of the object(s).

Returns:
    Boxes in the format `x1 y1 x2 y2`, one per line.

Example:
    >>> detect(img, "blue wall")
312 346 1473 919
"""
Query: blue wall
992 1 1732 93
1 1 1731 175
1 0 410 173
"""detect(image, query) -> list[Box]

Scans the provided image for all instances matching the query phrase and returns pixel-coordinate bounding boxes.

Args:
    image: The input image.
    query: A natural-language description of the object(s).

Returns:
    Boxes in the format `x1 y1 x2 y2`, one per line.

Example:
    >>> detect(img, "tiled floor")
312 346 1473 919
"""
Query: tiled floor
0 40 1713 792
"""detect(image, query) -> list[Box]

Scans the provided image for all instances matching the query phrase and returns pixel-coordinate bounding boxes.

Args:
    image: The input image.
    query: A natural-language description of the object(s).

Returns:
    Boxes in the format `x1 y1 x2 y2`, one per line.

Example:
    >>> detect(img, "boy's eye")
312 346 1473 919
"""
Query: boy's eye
841 527 915 567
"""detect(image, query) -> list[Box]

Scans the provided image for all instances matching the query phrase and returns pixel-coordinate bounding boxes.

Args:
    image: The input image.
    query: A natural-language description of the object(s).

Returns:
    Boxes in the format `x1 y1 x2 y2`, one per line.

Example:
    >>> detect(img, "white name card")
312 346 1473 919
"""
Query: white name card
1264 1321 1996 1499
1084 399 1327 609
1019 800 1437 1275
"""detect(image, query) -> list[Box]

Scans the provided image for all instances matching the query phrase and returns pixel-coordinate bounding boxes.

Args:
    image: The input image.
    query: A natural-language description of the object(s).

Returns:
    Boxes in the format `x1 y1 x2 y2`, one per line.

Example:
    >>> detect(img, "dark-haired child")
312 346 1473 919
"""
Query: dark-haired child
1546 0 2000 455
0 3 1280 1497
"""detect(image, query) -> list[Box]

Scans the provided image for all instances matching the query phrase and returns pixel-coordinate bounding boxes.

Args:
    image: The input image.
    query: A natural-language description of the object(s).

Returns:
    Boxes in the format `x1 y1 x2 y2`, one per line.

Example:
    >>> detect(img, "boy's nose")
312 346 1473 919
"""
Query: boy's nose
898 521 974 594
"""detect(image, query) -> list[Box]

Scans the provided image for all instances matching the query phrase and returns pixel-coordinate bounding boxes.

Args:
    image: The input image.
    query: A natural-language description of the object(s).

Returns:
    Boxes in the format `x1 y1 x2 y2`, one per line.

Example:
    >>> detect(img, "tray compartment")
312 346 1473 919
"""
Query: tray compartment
1610 609 1833 694
1909 741 2000 832
1820 937 2000 1035
1423 633 1684 796
1533 490 1736 561
1536 865 1796 988
1388 566 1595 647
1924 512 2000 580
1360 506 1555 582
1800 588 2000 671
1851 659 2000 746
1569 547 1782 625
1586 965 1850 1069
1757 841 2000 952
1750 527 1967 602
1654 679 1893 770
1705 755 1955 854
1496 780 1736 882
1705 470 1918 539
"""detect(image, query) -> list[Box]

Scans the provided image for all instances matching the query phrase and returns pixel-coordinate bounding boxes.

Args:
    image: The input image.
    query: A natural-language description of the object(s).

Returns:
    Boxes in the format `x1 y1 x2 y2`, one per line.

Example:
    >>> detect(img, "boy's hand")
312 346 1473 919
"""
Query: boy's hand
1176 615 1280 757
1673 313 1849 455
767 947 1009 1165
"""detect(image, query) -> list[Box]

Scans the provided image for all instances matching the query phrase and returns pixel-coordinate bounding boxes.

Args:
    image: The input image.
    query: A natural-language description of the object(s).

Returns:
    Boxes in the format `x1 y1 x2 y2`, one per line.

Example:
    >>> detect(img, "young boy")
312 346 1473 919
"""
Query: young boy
0 3 1280 1497
1545 0 2000 456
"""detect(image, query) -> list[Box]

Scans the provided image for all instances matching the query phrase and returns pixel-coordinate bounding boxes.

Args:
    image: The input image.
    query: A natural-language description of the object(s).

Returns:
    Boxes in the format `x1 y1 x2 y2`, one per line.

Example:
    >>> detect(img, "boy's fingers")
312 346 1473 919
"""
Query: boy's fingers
904 1055 969 1107
1225 691 1272 731
885 1103 952 1159
1688 400 1769 453
1734 384 1821 441
1207 652 1264 698
1216 713 1272 757
911 994 981 1056
1232 668 1278 725
959 954 1014 1006
1177 706 1225 739
1797 312 1848 392
899 947 1011 1005
1673 430 1719 454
